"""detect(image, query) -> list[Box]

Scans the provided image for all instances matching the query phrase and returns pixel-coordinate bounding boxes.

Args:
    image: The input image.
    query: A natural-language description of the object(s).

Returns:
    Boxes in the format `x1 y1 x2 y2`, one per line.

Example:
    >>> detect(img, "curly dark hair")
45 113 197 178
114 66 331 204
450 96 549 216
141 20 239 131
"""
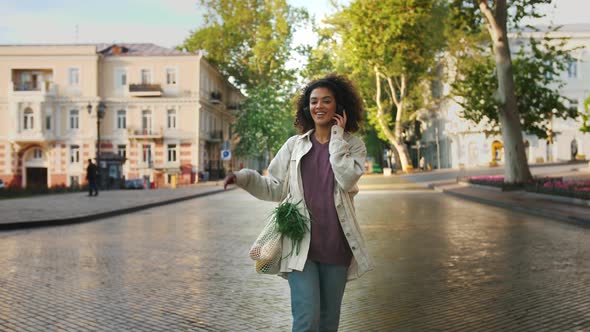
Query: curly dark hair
294 73 364 134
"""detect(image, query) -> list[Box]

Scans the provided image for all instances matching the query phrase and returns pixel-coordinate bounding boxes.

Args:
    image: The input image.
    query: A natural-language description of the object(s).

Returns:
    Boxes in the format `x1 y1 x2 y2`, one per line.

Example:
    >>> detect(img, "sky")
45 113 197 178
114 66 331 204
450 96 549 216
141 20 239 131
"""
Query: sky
0 0 341 48
0 0 586 49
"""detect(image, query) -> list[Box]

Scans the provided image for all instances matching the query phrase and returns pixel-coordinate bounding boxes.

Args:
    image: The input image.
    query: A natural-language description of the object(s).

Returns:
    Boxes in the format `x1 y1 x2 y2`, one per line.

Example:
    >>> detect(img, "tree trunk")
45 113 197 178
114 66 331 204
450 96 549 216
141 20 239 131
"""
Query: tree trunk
373 67 412 171
495 51 532 183
391 101 412 171
391 146 402 171
479 0 532 184
391 137 411 171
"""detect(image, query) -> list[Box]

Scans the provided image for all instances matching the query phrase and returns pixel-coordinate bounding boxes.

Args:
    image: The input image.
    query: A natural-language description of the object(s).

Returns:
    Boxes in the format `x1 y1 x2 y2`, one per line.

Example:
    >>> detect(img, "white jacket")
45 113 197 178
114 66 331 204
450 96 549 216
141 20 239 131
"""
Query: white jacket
235 125 374 281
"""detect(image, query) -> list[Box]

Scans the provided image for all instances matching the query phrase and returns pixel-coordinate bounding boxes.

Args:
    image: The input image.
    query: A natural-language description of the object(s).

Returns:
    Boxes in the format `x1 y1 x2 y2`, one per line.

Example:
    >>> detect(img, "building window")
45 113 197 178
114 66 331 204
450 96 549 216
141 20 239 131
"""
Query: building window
33 148 43 159
569 98 579 112
117 110 126 129
544 60 554 79
167 109 176 129
45 115 52 130
117 145 126 159
141 69 151 84
70 110 79 130
70 176 80 187
23 108 34 130
142 110 152 134
70 145 80 163
69 68 80 86
567 59 578 79
166 68 177 85
167 144 177 162
115 69 127 87
142 144 152 163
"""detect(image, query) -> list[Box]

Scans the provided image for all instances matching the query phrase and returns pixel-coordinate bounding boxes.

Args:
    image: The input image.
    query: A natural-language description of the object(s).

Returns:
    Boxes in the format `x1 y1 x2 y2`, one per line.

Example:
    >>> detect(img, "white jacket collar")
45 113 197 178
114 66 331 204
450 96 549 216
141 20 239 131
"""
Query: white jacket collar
299 127 351 141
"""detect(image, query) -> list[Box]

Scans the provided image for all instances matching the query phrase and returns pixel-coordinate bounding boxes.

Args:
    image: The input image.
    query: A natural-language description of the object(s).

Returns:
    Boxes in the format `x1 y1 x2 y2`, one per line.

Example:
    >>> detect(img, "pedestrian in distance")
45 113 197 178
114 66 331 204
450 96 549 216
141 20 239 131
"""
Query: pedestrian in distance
419 156 426 171
86 158 98 196
224 74 373 332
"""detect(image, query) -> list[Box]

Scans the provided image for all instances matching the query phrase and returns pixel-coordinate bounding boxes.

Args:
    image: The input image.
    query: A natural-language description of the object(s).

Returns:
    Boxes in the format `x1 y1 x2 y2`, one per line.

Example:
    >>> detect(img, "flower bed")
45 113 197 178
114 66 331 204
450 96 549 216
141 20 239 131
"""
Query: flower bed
462 175 524 191
526 178 590 200
463 175 590 200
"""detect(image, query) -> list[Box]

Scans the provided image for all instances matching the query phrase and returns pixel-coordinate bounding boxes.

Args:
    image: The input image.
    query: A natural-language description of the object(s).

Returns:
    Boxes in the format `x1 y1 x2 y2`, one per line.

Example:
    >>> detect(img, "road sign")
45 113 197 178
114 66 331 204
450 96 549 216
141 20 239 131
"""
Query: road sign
221 149 231 161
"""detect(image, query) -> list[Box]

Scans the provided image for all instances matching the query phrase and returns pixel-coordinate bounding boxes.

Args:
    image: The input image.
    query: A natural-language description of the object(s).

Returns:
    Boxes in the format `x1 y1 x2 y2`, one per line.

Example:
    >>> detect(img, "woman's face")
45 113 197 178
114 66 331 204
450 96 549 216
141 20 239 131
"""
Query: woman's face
309 87 337 128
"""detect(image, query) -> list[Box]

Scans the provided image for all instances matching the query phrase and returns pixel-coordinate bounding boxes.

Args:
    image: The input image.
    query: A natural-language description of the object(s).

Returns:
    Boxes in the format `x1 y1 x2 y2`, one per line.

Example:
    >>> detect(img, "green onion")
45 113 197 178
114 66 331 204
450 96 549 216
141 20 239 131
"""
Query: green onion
271 200 309 256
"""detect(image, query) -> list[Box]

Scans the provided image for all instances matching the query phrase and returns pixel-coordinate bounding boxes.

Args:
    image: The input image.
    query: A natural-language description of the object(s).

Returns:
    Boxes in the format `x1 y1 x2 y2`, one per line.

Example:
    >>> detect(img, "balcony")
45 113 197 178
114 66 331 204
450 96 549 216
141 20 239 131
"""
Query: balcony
12 130 56 143
205 130 223 142
128 127 163 139
129 84 162 97
163 128 193 140
11 69 55 97
227 103 240 111
10 81 57 97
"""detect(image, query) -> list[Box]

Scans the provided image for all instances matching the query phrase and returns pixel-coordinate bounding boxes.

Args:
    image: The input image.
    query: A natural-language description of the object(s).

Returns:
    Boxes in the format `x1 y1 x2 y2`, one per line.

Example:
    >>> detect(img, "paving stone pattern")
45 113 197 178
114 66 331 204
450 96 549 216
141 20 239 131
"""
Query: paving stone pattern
1 189 590 331
0 186 224 225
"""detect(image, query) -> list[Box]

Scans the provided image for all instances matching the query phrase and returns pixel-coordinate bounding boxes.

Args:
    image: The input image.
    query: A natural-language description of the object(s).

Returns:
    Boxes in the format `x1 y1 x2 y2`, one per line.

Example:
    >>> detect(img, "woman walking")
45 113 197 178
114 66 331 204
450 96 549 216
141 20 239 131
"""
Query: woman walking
224 74 373 332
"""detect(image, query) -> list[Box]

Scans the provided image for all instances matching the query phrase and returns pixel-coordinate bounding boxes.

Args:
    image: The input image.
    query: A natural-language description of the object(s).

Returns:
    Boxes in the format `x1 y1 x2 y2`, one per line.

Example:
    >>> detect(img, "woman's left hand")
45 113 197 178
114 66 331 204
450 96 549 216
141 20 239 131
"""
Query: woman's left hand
333 110 347 130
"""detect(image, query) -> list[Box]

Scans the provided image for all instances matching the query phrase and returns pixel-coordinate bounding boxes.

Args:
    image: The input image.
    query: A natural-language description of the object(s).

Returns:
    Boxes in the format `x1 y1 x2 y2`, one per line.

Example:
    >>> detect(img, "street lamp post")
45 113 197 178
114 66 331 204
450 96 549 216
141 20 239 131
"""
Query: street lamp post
87 102 106 188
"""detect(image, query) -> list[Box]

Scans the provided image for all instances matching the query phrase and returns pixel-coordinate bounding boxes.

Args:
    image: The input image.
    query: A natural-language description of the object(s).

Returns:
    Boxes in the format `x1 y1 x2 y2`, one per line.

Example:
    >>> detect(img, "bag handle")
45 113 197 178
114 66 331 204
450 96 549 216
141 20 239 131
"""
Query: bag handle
279 136 297 202
280 162 291 202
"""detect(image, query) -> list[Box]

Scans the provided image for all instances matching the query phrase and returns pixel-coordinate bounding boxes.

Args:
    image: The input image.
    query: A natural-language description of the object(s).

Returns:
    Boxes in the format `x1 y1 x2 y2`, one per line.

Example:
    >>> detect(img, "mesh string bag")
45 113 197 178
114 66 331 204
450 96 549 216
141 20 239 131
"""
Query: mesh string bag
248 161 309 274
249 200 309 274
249 219 283 274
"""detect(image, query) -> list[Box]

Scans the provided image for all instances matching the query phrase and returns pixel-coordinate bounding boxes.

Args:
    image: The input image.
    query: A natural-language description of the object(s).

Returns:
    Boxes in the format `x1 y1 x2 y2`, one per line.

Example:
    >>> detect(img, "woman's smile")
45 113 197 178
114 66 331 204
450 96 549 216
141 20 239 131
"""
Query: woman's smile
309 87 337 127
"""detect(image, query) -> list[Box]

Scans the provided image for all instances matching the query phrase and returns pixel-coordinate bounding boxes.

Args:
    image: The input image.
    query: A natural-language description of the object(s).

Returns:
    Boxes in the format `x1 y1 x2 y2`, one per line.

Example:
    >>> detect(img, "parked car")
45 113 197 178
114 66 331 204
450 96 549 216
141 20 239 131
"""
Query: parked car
0 179 4 189
124 178 144 189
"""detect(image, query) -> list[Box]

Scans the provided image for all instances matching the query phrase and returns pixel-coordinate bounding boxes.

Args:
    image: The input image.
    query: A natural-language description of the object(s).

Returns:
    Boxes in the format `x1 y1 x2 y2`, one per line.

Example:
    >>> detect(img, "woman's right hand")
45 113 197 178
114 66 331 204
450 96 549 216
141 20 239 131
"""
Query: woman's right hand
223 172 237 190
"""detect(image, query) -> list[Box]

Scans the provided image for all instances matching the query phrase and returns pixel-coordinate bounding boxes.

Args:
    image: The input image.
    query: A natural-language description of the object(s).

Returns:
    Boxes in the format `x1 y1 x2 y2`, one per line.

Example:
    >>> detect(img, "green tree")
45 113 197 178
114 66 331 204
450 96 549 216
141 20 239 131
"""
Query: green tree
181 0 307 88
452 28 579 140
449 0 562 184
233 85 295 167
325 0 447 172
180 0 308 162
582 96 590 133
300 18 340 80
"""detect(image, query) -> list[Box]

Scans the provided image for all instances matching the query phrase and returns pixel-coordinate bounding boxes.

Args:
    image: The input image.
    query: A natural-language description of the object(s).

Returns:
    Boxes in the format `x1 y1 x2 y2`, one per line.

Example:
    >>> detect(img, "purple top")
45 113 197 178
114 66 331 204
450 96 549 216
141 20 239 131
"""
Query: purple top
300 134 353 266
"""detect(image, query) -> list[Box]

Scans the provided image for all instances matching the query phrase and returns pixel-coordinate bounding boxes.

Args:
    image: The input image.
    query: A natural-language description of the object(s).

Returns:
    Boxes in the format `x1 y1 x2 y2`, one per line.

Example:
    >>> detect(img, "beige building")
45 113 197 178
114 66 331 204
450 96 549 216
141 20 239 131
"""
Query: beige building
0 43 243 189
417 24 590 170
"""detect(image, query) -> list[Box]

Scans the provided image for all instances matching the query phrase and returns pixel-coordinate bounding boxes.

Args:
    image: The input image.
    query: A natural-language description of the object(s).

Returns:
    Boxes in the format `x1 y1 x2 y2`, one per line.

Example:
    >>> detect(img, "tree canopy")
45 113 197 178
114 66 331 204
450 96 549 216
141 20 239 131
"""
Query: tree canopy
327 0 447 171
452 28 579 139
180 0 307 162
181 0 307 88
232 85 294 162
448 0 561 183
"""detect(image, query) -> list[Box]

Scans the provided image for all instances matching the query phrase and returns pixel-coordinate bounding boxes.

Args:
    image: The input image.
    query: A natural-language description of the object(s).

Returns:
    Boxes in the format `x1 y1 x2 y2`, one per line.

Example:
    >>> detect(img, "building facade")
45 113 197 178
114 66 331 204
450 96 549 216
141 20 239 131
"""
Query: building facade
419 24 590 170
0 43 243 189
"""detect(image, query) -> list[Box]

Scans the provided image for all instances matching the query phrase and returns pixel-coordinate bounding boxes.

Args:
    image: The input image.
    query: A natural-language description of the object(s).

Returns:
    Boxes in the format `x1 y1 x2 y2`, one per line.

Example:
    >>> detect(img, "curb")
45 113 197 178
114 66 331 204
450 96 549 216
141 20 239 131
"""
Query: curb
0 187 234 231
434 185 590 229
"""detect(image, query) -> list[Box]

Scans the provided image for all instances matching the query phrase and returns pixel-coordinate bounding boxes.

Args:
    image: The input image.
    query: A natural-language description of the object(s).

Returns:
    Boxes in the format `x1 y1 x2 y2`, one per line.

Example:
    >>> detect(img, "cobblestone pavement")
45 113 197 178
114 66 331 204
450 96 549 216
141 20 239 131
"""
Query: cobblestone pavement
0 184 226 227
1 189 590 331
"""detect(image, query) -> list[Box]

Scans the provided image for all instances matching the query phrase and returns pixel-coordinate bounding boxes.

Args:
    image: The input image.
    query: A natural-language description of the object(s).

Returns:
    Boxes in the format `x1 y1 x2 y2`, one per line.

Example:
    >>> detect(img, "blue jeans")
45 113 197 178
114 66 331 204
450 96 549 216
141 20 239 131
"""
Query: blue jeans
288 260 348 332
